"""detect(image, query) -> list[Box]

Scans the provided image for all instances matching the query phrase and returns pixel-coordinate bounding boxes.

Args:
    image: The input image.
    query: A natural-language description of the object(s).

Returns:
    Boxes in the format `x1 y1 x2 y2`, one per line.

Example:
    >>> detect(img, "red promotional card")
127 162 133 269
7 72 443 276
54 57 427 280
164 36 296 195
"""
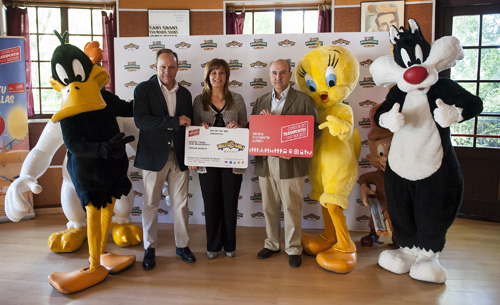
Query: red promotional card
249 115 314 157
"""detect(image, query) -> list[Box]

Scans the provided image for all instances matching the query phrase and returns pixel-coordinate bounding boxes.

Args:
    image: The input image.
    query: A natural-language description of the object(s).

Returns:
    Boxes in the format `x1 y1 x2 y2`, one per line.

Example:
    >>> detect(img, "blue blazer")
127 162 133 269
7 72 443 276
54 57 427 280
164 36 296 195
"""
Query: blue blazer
133 75 193 172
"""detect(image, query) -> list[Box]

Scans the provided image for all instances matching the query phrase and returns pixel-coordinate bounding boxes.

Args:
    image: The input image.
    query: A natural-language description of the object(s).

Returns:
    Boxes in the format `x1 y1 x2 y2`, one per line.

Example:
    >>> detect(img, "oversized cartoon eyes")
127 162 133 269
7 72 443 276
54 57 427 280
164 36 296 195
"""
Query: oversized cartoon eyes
414 44 423 65
325 66 337 87
400 44 425 68
400 49 412 68
55 63 70 85
377 144 385 157
72 59 86 82
305 74 317 92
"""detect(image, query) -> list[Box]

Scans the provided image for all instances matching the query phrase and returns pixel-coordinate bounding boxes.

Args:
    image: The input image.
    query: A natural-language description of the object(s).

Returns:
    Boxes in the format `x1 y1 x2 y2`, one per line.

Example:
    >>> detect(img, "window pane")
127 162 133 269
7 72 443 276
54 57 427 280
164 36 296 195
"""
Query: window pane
451 118 475 136
480 48 500 80
32 89 40 115
38 34 59 61
457 82 477 95
68 9 91 34
37 7 61 34
304 10 318 33
452 15 480 46
40 89 61 114
28 7 37 32
451 136 474 147
68 35 93 52
31 63 39 88
243 12 253 34
476 137 500 148
254 12 274 34
479 82 500 113
30 34 38 61
477 116 500 138
39 62 53 87
451 49 478 80
93 9 105 35
282 11 304 34
482 14 500 46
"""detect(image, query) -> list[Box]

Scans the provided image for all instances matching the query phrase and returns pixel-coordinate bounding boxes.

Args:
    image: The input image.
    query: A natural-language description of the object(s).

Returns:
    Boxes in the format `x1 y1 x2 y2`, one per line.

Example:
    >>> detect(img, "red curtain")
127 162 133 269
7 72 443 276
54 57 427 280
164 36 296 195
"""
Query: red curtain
102 8 116 93
318 7 332 33
226 11 246 35
6 6 34 118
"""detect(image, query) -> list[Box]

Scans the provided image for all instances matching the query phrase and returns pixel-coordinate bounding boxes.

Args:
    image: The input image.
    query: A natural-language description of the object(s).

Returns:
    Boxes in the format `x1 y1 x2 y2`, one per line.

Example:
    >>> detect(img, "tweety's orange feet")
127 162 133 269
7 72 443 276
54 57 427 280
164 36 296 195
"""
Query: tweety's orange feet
48 227 87 253
112 223 142 247
301 233 334 256
48 266 108 294
316 248 357 274
100 252 136 274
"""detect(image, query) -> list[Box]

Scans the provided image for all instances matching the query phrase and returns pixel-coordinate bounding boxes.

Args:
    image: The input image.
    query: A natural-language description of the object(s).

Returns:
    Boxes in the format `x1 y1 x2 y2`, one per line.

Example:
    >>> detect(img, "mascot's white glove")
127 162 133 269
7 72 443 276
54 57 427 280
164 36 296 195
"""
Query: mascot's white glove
433 99 464 128
5 176 42 222
379 103 405 133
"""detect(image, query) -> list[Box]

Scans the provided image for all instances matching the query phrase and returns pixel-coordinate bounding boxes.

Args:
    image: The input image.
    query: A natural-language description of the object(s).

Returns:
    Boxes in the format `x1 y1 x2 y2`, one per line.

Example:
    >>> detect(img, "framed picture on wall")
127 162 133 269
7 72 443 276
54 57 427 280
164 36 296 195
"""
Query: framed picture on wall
148 10 190 37
360 1 405 32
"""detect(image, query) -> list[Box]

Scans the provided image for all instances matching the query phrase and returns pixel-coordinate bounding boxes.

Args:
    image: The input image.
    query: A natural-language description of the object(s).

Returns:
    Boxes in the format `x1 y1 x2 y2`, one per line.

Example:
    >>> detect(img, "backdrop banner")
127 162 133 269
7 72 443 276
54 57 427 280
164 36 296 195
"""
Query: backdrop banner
0 36 33 222
115 32 390 231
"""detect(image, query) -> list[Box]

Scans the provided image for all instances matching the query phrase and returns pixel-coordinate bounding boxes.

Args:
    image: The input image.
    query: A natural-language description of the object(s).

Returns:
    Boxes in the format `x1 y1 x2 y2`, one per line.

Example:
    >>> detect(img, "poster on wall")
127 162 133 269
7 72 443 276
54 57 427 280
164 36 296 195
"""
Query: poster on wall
360 1 405 32
0 37 33 222
148 9 190 37
115 32 391 231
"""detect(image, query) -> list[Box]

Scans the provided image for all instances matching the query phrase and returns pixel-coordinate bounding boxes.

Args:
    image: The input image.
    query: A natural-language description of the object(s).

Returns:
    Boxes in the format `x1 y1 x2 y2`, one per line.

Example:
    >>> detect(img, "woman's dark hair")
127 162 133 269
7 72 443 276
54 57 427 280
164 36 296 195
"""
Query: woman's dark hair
201 58 234 111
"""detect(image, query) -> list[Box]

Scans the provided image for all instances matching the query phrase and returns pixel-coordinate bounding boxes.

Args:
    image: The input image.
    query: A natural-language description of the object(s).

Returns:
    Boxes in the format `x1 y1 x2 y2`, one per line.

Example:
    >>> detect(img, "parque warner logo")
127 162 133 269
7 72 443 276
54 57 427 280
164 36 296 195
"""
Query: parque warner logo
360 36 378 47
217 140 245 151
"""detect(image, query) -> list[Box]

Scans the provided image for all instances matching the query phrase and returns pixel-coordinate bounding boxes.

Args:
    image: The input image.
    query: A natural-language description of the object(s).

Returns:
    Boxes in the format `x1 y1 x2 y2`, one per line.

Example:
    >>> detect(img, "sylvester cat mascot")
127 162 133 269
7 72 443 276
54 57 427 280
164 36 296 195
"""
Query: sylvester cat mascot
370 19 483 283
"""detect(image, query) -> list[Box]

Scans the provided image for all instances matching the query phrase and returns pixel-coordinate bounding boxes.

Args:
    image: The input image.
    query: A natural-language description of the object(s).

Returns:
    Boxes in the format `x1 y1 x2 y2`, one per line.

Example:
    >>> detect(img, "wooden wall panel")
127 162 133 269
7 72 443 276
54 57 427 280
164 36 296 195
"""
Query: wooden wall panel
119 11 223 37
405 4 433 41
119 11 149 37
334 7 361 32
191 11 224 36
33 168 63 208
119 0 222 10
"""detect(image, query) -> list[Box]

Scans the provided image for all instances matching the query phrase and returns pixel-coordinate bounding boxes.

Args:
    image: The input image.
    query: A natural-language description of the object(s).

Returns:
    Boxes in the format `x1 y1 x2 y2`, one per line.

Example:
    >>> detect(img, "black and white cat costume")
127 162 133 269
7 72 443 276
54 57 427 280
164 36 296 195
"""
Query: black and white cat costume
370 19 483 283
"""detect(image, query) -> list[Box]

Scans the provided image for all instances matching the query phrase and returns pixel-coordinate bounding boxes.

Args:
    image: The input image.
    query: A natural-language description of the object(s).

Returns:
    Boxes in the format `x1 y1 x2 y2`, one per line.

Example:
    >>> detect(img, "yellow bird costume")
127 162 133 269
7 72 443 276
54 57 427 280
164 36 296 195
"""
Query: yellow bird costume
296 45 360 273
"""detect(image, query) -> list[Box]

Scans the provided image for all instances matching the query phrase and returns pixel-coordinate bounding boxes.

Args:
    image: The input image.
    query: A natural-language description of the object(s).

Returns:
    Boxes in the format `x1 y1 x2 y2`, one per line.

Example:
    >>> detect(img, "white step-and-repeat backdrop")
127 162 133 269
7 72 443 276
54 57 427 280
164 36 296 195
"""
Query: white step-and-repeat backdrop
115 32 390 231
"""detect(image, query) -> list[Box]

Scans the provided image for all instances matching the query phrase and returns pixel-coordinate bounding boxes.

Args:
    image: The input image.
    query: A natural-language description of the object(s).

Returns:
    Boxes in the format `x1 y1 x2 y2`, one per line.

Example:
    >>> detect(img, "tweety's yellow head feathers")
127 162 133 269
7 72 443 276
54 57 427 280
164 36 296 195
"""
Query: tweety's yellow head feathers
296 45 359 109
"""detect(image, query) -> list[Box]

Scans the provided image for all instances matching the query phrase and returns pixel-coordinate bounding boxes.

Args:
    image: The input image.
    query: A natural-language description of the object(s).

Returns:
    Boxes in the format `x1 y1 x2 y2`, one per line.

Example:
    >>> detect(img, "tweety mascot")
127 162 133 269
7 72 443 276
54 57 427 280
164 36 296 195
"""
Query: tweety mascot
296 45 360 273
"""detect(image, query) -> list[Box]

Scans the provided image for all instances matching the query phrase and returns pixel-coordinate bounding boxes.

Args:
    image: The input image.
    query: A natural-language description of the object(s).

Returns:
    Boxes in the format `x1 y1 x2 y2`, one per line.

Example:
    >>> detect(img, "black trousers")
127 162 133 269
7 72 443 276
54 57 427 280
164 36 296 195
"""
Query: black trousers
198 167 243 252
384 155 463 252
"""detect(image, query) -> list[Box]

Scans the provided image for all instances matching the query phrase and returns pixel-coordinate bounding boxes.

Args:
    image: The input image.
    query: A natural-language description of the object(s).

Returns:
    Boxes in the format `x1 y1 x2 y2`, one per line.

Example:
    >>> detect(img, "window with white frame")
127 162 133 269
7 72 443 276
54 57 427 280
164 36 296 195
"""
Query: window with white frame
242 8 320 35
28 5 112 116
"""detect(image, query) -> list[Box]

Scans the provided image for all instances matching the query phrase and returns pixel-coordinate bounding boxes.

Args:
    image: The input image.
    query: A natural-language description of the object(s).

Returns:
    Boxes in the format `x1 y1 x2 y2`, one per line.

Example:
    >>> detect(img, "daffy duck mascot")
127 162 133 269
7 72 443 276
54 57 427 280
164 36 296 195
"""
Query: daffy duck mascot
370 19 483 283
47 31 136 294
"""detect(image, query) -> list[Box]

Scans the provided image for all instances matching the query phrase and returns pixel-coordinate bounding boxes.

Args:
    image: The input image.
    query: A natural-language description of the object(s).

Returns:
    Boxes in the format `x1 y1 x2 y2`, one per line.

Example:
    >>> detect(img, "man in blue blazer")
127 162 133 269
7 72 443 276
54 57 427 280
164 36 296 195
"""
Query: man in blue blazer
134 49 195 270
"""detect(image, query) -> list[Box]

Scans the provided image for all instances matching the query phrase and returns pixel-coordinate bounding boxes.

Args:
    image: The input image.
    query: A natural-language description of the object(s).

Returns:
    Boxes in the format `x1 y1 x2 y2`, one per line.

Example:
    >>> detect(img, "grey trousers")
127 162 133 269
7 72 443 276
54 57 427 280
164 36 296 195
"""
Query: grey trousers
141 150 190 249
259 157 305 255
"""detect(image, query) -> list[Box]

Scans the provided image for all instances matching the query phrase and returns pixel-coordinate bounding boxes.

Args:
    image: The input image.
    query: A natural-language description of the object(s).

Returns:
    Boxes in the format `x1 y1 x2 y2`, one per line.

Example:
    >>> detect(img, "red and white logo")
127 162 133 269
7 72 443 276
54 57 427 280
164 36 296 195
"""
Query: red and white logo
188 128 200 137
0 46 21 65
281 121 309 143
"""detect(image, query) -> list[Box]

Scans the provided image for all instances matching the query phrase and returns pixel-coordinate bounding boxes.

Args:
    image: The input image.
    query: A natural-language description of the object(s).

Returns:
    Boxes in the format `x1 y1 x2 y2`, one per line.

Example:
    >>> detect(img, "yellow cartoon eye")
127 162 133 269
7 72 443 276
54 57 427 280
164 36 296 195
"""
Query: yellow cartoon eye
325 66 337 87
305 74 317 92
